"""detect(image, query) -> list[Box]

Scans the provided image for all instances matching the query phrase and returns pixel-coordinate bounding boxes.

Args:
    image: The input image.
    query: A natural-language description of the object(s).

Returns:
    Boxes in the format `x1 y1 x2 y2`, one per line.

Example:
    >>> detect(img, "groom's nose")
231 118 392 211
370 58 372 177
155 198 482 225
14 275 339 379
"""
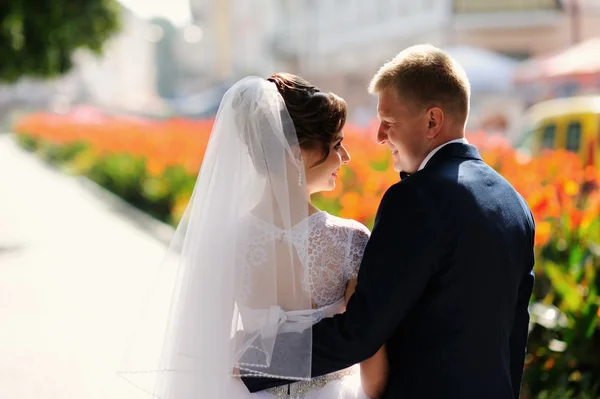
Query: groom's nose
376 123 388 144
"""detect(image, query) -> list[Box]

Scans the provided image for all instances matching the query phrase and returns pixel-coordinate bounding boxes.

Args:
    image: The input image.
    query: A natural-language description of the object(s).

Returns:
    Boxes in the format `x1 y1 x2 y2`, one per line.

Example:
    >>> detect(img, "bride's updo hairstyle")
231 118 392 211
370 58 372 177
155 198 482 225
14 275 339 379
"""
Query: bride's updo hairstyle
267 73 347 167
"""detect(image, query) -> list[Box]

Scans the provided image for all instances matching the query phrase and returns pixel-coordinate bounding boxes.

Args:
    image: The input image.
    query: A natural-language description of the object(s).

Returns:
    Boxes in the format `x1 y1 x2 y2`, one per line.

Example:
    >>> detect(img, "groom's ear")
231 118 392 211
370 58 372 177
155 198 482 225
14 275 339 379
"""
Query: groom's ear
425 107 444 139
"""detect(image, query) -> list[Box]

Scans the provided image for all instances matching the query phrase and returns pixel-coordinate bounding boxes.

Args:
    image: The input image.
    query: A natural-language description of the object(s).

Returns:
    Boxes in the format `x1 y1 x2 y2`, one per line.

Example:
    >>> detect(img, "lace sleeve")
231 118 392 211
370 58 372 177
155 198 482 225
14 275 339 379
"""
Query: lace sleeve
344 223 371 280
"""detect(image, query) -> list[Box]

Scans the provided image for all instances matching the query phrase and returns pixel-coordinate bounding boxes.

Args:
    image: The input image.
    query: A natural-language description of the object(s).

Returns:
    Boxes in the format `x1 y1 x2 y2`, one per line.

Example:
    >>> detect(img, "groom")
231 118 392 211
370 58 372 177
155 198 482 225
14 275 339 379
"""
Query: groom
243 44 535 398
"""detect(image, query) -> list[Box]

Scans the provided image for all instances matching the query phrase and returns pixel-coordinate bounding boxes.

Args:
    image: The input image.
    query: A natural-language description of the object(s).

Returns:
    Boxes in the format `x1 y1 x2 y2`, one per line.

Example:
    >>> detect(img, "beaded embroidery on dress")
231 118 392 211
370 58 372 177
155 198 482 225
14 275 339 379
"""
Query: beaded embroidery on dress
232 211 371 399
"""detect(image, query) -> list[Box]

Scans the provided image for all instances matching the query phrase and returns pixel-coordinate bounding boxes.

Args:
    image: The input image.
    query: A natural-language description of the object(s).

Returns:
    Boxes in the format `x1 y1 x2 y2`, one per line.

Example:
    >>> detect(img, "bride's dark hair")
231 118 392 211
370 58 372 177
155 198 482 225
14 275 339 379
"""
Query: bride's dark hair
267 73 347 167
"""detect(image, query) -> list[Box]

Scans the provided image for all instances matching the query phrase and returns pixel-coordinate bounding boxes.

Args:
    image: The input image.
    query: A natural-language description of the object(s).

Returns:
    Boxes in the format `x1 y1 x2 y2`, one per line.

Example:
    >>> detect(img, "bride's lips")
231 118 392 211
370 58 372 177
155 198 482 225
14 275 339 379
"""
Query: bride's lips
332 170 339 178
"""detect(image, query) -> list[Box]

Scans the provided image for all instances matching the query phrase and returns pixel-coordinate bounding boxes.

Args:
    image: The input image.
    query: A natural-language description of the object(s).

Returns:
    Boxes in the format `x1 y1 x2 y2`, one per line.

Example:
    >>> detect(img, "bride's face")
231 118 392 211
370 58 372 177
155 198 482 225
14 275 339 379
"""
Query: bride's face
302 134 350 194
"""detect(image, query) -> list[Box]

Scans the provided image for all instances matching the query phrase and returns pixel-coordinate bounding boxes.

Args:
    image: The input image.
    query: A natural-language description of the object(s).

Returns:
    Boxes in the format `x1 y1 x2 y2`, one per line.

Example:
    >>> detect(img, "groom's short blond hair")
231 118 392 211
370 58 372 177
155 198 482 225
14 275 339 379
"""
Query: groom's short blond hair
369 44 471 124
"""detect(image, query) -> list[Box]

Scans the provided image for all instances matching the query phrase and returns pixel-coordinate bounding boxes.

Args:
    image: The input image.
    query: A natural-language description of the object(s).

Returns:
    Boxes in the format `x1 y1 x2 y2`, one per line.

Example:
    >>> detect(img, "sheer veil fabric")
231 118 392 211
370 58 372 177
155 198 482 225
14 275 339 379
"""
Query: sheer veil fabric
118 77 314 398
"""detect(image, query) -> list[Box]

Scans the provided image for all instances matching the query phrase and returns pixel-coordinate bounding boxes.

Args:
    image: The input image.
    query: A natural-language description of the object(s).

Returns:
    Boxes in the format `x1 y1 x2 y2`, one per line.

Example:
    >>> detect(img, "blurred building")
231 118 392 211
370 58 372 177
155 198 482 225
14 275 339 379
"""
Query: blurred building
172 0 285 115
270 0 451 125
450 0 600 58
230 0 283 77
73 6 160 113
267 0 600 130
172 23 209 94
175 0 220 91
151 18 181 99
174 0 600 130
181 0 447 120
182 0 283 87
448 0 600 138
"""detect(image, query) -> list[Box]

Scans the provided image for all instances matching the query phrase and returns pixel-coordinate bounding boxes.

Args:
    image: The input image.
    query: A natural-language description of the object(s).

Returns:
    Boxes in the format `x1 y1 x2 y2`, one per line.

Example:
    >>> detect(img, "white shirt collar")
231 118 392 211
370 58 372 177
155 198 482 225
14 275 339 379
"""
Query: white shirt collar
417 138 468 171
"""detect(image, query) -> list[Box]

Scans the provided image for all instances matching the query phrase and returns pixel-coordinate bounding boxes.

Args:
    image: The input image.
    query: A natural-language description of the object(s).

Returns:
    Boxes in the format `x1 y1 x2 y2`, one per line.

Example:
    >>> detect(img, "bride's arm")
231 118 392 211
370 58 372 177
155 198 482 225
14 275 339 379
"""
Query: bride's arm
345 279 389 398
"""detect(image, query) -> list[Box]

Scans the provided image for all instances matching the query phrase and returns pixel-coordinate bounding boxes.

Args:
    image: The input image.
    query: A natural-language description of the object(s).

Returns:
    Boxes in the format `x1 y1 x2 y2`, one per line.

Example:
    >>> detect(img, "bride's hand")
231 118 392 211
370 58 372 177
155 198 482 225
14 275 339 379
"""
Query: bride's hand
360 345 389 398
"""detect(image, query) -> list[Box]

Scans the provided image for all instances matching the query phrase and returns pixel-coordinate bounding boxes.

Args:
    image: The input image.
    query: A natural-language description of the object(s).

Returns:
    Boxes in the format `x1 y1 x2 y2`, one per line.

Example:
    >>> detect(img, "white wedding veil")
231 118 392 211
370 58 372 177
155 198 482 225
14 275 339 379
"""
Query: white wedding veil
118 76 312 398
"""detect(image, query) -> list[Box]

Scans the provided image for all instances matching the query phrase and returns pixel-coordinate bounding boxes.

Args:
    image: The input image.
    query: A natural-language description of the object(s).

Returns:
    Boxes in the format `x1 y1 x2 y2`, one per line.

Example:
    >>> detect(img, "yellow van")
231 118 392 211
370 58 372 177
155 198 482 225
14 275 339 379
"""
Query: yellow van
520 96 600 168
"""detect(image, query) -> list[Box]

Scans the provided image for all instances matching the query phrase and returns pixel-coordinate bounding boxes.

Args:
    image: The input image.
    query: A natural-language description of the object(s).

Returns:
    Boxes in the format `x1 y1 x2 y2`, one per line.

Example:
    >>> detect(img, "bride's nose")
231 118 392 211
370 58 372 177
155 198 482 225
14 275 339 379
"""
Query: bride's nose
341 146 351 164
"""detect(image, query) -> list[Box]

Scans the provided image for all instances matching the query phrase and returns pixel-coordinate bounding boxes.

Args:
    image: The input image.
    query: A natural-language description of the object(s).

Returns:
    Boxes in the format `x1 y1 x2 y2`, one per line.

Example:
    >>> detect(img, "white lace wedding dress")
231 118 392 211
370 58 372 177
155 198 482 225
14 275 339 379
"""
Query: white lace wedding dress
230 210 371 399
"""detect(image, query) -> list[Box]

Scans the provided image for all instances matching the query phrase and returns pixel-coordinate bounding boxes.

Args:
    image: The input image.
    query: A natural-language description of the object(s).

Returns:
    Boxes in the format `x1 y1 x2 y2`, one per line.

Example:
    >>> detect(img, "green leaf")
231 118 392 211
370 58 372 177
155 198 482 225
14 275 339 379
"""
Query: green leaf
568 244 585 274
545 262 583 312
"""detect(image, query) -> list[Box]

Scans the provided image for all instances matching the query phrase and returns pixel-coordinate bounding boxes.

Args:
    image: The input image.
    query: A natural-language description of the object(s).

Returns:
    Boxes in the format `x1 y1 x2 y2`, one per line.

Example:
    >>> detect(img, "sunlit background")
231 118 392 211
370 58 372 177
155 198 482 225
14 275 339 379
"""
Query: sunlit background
1 1 600 398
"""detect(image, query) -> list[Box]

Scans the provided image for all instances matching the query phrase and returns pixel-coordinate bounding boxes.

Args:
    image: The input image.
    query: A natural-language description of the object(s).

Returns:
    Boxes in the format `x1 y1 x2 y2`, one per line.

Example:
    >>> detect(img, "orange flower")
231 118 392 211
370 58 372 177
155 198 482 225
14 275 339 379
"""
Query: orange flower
544 358 556 370
569 209 583 230
584 165 597 182
535 221 553 247
563 179 580 197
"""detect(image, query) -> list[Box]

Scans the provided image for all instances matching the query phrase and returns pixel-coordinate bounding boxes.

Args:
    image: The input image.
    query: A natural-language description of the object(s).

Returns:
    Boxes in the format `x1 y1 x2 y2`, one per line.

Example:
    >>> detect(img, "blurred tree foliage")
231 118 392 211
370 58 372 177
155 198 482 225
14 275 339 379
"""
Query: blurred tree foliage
0 0 121 82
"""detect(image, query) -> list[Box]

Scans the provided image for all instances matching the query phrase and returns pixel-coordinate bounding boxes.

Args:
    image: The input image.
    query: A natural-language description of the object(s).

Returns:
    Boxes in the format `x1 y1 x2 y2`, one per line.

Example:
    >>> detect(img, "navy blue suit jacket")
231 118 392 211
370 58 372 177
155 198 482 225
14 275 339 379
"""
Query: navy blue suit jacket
243 143 535 398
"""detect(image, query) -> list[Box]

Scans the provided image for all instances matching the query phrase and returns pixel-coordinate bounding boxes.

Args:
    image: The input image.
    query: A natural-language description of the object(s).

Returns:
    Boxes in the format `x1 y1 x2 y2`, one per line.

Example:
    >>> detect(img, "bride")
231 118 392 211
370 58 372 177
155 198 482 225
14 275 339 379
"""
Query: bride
119 74 388 398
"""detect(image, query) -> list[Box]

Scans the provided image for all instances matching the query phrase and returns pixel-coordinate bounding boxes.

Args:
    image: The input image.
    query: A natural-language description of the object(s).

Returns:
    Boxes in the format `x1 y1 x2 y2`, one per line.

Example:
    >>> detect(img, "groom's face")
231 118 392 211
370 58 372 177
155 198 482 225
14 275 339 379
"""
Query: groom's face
376 89 430 174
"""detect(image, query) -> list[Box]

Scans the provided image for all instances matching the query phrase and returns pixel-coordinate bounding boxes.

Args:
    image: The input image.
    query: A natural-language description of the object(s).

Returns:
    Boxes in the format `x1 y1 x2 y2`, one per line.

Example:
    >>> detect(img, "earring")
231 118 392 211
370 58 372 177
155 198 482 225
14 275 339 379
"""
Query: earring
298 172 302 186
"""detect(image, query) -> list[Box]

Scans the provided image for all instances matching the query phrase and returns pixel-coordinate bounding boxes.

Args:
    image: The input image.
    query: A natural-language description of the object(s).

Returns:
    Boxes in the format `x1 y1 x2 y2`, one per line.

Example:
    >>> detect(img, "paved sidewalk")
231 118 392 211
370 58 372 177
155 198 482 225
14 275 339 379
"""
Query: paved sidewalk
0 134 174 399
